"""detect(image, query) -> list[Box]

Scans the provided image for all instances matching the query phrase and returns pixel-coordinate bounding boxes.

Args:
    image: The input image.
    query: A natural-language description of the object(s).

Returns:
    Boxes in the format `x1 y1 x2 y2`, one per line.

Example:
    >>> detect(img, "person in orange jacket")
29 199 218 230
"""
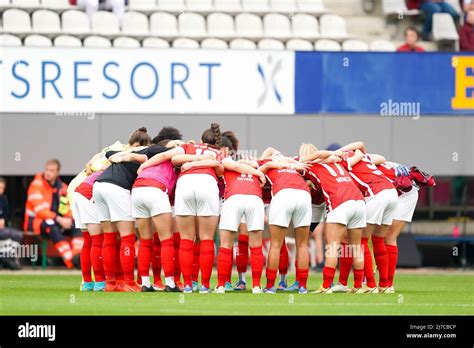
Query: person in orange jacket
24 159 82 268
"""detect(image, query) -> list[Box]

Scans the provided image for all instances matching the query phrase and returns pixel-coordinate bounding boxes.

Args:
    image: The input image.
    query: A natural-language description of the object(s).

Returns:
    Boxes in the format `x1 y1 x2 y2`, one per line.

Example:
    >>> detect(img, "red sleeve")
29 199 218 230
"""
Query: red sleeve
407 0 422 10
460 26 474 51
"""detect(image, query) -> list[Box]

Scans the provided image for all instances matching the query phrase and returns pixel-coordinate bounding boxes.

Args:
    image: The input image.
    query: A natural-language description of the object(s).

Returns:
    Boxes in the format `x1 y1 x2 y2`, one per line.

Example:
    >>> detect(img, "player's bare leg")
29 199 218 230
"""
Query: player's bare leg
347 227 365 293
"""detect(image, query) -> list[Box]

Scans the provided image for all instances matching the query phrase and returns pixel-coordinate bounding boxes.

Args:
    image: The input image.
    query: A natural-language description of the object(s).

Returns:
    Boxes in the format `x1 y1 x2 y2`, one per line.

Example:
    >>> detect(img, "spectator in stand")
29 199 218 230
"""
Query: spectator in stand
397 27 426 52
407 0 460 40
24 159 82 269
464 0 474 12
460 10 474 50
0 177 23 270
71 0 127 26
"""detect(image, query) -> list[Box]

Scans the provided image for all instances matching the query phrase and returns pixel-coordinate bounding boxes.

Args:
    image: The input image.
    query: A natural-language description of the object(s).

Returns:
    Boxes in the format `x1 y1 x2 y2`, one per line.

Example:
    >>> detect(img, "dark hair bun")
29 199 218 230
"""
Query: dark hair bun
138 127 147 133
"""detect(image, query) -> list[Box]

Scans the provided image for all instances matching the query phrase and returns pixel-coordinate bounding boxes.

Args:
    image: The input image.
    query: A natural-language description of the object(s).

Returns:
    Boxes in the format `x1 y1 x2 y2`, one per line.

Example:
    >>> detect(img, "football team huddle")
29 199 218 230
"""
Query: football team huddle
70 123 435 294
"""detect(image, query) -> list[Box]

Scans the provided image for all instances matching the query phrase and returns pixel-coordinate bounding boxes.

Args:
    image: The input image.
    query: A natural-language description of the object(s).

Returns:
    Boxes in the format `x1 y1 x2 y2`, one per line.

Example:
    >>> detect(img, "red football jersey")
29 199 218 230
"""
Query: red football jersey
341 153 394 197
259 159 310 196
303 171 325 205
223 168 262 200
308 162 364 211
377 163 396 181
178 143 221 180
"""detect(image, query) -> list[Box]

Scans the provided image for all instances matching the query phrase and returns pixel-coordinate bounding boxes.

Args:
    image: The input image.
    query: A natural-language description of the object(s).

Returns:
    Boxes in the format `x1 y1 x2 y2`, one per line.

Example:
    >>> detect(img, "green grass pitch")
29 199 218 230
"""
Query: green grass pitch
1 273 473 315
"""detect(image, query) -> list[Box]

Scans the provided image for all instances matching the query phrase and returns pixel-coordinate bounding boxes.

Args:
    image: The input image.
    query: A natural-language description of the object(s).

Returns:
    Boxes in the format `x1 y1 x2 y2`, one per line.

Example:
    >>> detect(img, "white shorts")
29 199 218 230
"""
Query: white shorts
394 187 419 222
219 194 265 232
326 199 366 229
174 174 220 217
365 188 399 226
311 203 327 223
93 181 134 222
72 192 100 229
269 188 312 228
131 187 172 219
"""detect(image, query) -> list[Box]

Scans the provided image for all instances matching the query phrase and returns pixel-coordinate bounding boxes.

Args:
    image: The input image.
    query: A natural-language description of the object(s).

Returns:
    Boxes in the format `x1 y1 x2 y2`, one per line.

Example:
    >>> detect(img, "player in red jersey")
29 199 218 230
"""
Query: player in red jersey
259 152 313 294
170 124 224 293
334 142 399 293
376 160 435 293
299 144 366 293
216 134 266 294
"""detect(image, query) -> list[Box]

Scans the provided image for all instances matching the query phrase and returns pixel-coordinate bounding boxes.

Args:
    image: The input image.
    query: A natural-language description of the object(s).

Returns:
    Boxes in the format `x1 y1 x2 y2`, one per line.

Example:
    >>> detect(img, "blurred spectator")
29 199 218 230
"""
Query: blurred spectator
24 159 82 269
460 10 474 50
463 0 474 12
398 27 426 51
408 0 460 40
0 177 23 270
71 0 126 26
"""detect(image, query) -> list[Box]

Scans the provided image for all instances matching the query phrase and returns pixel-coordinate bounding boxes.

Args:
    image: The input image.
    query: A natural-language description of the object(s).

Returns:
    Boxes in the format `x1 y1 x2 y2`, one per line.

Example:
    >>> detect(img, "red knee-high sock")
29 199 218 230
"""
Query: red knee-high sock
192 240 200 282
296 268 309 289
250 246 264 288
322 266 336 289
386 244 398 287
200 240 215 288
152 233 162 283
265 268 277 289
236 234 249 274
173 232 181 283
102 232 117 282
138 238 152 280
353 268 364 289
362 237 376 288
372 236 388 287
161 237 175 278
179 239 194 287
279 240 289 276
120 234 136 283
90 234 105 282
217 247 232 287
80 232 93 282
338 242 353 286
372 236 388 288
114 235 124 281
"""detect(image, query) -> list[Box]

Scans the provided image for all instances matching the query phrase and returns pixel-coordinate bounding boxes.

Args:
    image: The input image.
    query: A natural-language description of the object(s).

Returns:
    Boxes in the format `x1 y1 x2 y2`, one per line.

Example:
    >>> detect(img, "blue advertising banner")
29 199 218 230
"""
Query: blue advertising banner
295 52 474 115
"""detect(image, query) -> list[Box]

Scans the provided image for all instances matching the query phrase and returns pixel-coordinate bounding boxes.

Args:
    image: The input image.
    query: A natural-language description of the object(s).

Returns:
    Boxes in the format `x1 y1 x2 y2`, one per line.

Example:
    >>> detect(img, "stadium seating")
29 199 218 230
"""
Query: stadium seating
83 35 112 47
229 38 257 49
172 37 200 48
270 0 297 13
3 9 32 33
113 36 141 48
342 39 369 51
142 36 170 48
315 38 342 51
0 0 456 51
0 33 22 46
201 37 228 49
24 34 52 46
235 13 264 39
53 34 82 47
122 11 149 36
242 0 270 13
207 12 235 38
432 13 459 42
178 12 207 38
291 13 320 39
32 9 61 35
150 12 178 38
91 11 120 35
319 14 349 40
61 10 90 34
369 39 396 51
258 38 285 50
263 13 292 39
286 38 313 50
